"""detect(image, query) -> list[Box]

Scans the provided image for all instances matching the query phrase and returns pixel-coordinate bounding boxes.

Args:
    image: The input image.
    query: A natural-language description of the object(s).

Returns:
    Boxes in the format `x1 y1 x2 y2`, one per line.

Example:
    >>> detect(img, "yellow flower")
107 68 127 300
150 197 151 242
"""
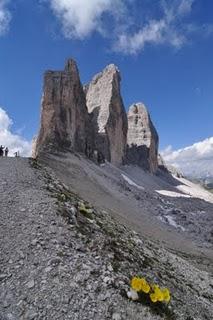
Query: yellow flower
151 284 159 291
131 277 151 293
130 277 170 304
150 293 158 303
162 288 171 303
140 278 150 293
131 277 142 292
154 286 164 301
149 284 165 302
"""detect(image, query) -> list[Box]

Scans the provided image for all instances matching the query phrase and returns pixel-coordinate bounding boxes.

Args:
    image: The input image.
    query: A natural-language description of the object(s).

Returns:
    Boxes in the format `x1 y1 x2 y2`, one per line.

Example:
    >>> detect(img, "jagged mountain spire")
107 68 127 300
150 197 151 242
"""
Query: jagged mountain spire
127 103 159 173
85 64 128 166
35 59 88 156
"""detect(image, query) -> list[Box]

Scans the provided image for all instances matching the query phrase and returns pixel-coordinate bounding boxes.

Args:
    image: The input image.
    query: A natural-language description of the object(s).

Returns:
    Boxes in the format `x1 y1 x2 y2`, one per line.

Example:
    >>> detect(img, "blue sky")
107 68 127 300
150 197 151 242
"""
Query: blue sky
0 0 212 157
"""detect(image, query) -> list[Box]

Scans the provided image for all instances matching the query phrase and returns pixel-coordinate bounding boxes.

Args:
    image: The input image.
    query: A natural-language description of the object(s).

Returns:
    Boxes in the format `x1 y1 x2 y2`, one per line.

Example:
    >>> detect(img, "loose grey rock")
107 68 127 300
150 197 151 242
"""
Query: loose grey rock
112 313 121 320
0 157 212 320
0 274 8 281
26 280 35 289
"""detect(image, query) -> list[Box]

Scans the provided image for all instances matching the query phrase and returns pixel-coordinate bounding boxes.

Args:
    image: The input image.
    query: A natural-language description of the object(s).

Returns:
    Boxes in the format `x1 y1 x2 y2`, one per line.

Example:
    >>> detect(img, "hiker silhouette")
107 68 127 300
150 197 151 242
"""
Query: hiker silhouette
5 147 9 157
0 145 5 157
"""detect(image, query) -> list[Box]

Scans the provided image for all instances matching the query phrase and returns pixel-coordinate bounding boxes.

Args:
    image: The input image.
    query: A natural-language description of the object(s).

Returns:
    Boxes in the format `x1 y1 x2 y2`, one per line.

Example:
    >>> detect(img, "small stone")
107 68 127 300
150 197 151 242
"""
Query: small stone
26 279 35 289
99 292 111 301
45 266 52 273
6 313 16 320
31 239 38 246
0 274 8 281
3 300 11 308
107 264 113 272
103 276 111 284
19 250 25 259
49 257 62 266
112 313 121 320
24 309 38 320
127 289 139 301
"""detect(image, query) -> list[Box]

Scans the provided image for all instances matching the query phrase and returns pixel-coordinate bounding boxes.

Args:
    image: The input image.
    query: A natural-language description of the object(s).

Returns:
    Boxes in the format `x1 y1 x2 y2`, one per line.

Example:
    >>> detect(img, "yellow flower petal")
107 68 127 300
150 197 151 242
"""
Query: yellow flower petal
162 288 171 303
157 291 164 302
150 293 158 303
131 277 142 292
142 283 150 294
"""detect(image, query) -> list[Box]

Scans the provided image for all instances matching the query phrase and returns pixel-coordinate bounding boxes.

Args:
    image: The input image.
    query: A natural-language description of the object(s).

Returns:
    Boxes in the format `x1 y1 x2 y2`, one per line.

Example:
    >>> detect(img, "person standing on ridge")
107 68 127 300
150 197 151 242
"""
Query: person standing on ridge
5 147 9 157
0 145 5 157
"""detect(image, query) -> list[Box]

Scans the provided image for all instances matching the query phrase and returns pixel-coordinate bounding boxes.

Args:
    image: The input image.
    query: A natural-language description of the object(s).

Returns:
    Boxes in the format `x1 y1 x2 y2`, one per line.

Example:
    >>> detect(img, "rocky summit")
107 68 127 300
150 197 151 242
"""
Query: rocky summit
127 103 159 173
34 59 158 172
35 59 88 156
85 64 128 166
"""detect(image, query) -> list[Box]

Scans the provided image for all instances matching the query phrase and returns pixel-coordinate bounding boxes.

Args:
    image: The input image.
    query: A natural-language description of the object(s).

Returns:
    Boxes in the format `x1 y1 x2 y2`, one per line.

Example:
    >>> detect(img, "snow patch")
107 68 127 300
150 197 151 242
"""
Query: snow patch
121 174 144 190
156 190 191 198
156 176 213 204
175 177 213 204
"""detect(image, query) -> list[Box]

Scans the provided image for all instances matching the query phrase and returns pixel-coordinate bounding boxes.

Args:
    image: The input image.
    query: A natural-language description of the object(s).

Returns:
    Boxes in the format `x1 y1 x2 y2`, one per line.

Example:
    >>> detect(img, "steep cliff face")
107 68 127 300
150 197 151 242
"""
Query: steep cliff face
35 59 160 172
127 103 159 173
35 59 88 156
85 64 128 166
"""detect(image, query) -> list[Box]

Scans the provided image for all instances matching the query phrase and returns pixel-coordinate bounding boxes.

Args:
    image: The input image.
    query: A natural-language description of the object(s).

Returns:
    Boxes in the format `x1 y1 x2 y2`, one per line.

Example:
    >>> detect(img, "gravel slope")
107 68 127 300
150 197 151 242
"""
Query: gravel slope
42 153 213 270
0 157 212 320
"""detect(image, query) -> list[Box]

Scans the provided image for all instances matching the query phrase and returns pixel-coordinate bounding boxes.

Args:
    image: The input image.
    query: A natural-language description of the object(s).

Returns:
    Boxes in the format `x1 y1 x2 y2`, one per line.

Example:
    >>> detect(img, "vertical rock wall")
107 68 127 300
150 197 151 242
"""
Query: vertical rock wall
127 103 159 173
85 64 128 166
35 60 88 156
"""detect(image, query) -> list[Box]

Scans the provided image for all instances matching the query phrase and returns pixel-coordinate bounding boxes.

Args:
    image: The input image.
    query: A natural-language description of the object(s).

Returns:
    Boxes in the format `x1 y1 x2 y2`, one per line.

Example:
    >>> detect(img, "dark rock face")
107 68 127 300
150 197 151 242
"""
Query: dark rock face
126 103 159 173
85 64 128 166
35 59 89 156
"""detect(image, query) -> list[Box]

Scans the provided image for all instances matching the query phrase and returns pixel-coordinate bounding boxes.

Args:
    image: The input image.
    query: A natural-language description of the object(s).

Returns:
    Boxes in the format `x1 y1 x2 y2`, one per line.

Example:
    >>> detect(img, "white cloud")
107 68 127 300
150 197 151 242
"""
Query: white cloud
115 0 194 54
46 0 212 55
161 137 213 179
0 0 11 35
48 0 124 39
0 107 32 157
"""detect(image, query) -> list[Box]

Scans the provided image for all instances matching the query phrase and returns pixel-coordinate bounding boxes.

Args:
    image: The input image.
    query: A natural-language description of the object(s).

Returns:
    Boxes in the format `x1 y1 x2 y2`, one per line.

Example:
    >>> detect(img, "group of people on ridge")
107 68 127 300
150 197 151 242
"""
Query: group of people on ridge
0 145 9 157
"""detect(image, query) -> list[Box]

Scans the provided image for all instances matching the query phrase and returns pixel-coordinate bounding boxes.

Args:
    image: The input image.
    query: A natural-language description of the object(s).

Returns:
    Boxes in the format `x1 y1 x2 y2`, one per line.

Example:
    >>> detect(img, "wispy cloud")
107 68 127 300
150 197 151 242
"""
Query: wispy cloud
0 0 11 36
48 0 125 39
0 107 32 157
45 0 213 55
115 0 195 54
161 137 213 178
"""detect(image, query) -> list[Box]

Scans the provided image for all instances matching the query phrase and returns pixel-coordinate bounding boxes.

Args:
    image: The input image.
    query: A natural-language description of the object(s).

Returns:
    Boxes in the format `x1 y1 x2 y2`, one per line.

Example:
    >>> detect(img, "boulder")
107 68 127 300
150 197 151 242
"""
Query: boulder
127 103 159 173
85 64 128 166
35 59 89 156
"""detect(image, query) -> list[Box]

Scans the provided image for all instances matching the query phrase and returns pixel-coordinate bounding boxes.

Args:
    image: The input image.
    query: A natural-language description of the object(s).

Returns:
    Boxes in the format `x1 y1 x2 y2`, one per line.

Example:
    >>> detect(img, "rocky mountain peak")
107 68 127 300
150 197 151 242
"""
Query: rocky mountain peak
128 103 152 147
85 64 127 166
35 59 88 157
35 59 159 173
64 59 79 74
127 102 159 173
